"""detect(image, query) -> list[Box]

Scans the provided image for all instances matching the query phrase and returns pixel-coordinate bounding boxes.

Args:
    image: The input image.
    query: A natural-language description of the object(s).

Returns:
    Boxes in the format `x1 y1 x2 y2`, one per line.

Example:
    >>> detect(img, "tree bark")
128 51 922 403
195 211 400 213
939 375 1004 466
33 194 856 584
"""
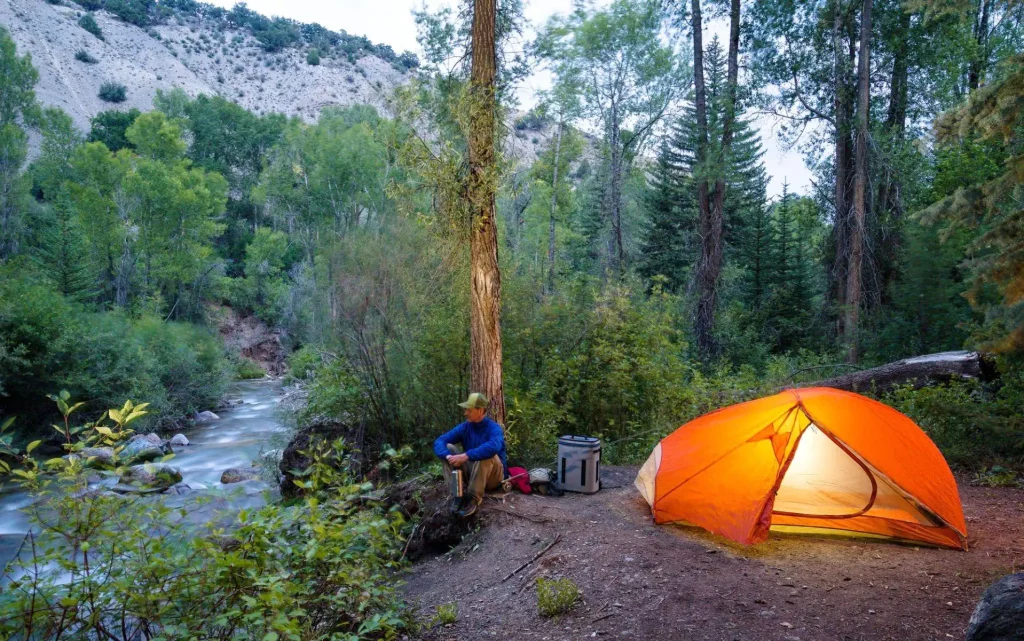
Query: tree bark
547 120 563 294
874 7 910 305
832 0 853 339
608 101 625 275
695 0 741 360
690 0 718 358
845 0 872 363
791 351 995 393
467 0 506 426
968 0 991 91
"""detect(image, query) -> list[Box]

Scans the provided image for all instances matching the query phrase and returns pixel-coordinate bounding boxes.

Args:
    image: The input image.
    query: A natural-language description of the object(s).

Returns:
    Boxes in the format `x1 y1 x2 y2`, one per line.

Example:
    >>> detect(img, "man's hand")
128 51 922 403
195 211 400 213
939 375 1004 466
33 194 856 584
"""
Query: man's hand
446 453 469 468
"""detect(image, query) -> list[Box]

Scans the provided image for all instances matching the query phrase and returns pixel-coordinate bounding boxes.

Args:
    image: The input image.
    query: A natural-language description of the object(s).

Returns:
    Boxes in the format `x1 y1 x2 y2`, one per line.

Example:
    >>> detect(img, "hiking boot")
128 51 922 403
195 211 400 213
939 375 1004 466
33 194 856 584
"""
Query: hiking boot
448 495 465 516
456 498 479 518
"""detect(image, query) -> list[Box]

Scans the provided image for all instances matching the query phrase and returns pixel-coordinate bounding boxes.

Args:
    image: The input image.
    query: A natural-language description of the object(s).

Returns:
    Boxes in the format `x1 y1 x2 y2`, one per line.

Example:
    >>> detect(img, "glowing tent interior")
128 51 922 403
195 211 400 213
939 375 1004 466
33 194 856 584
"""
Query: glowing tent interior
635 387 968 549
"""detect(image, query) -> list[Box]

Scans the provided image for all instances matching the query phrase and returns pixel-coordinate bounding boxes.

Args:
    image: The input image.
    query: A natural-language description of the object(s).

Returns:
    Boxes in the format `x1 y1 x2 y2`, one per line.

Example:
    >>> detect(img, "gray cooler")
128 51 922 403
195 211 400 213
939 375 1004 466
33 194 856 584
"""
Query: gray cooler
557 435 601 493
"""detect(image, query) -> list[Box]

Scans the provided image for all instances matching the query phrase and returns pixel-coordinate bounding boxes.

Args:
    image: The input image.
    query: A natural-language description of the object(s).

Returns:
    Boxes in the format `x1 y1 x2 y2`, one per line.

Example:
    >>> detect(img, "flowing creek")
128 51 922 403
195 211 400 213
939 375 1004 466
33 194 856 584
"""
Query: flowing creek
0 378 291 572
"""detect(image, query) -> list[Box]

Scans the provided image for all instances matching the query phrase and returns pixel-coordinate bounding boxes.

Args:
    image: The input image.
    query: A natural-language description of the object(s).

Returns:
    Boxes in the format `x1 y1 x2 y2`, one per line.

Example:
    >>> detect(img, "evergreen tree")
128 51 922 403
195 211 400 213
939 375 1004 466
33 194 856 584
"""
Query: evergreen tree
639 37 768 300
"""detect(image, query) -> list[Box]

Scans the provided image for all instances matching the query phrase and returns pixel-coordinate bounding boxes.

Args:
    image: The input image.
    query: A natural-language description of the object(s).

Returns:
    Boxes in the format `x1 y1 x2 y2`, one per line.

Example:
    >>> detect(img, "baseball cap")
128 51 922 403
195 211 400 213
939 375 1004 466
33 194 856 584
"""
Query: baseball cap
457 392 489 409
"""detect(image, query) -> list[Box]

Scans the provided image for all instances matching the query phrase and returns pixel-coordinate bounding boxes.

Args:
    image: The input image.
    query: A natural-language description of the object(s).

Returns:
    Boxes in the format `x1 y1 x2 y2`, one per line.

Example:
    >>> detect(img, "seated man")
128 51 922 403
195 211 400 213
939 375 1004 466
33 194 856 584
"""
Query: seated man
433 392 508 518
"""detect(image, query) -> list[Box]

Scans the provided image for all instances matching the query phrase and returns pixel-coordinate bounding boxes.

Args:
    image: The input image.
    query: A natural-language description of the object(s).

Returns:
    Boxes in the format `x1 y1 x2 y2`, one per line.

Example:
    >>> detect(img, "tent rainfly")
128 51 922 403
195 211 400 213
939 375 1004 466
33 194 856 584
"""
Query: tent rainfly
635 387 968 549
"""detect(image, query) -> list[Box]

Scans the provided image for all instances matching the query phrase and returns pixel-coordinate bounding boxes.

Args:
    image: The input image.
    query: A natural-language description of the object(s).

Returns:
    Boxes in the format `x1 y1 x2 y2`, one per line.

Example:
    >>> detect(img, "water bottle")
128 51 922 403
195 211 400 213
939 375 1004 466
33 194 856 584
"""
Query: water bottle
450 468 464 498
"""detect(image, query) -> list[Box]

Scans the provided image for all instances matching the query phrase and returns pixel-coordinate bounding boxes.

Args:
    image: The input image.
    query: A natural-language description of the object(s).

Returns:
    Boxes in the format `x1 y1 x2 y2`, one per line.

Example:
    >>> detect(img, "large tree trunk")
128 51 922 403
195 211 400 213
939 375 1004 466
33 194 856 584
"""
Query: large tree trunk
694 0 740 360
832 0 854 339
690 0 717 358
547 120 563 294
608 101 625 275
845 0 872 363
874 7 910 305
968 0 991 91
467 0 506 426
791 351 995 393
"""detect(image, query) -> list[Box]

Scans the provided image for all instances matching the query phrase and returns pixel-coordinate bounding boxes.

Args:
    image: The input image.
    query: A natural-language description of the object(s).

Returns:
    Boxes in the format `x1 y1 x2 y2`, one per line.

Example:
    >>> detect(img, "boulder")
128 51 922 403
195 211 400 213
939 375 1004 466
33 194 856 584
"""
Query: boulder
966 572 1024 641
79 447 115 467
114 463 182 492
221 467 261 484
195 410 220 422
119 435 164 463
169 434 189 447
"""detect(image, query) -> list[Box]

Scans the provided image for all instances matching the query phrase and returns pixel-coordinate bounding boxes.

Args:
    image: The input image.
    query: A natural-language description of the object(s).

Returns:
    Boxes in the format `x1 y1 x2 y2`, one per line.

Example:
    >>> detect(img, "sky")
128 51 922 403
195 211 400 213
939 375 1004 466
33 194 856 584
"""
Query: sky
203 0 813 199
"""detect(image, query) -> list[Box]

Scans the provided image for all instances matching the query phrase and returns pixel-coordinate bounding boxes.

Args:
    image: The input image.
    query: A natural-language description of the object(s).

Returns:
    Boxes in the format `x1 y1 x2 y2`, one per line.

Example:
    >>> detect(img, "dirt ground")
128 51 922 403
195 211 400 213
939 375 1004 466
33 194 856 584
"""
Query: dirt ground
402 467 1024 641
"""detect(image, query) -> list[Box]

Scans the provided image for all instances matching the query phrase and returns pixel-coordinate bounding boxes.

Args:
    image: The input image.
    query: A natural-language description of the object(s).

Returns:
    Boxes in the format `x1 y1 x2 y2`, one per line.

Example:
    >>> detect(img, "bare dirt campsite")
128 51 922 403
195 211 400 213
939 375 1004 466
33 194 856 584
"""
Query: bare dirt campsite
405 467 1024 641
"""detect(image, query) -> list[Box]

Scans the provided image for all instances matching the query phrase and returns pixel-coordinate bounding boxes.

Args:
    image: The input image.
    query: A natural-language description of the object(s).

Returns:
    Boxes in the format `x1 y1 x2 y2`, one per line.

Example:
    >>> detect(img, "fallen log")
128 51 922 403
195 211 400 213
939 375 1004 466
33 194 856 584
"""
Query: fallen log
789 350 996 393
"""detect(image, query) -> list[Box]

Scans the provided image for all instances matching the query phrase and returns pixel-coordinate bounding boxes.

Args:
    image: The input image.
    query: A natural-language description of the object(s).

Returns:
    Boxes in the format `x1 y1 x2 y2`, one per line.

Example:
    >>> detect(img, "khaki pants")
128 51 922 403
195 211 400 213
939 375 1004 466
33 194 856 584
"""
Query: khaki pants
442 444 503 504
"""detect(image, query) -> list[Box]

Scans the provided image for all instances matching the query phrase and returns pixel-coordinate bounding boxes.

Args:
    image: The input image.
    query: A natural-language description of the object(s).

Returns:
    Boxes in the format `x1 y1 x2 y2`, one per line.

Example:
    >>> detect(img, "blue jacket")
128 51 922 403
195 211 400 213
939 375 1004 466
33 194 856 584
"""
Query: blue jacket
433 416 508 478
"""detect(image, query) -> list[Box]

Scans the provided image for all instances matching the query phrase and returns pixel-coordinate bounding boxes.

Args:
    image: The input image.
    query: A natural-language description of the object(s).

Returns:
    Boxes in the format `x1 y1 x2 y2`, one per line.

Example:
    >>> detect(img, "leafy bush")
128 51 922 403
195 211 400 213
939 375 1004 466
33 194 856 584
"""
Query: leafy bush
74 0 103 9
234 356 265 379
74 49 98 64
973 465 1019 487
883 376 1024 470
306 47 320 65
98 81 127 103
87 108 141 151
78 13 104 40
0 273 229 439
432 602 458 626
0 418 412 640
536 577 579 617
105 0 153 27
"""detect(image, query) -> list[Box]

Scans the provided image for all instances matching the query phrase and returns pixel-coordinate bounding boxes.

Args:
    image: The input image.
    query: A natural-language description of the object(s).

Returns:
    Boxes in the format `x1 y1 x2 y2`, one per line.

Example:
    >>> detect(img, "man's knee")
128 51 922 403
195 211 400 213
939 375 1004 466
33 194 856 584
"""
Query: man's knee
446 444 461 455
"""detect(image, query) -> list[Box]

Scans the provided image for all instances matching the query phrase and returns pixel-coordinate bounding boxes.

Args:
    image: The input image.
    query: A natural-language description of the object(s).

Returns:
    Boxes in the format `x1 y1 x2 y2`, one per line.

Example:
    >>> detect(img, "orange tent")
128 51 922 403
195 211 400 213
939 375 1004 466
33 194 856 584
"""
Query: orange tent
635 387 967 549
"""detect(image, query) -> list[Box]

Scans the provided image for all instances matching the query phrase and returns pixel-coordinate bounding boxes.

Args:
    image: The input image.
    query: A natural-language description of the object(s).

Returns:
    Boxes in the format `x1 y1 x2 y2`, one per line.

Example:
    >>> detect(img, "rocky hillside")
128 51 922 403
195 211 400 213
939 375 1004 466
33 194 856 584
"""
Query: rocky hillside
0 0 412 132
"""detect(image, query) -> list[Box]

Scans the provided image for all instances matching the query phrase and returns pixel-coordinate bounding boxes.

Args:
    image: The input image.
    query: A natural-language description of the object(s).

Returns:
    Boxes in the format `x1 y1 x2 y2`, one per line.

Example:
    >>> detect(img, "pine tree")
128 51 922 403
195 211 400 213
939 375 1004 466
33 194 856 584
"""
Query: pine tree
33 204 97 303
639 37 768 300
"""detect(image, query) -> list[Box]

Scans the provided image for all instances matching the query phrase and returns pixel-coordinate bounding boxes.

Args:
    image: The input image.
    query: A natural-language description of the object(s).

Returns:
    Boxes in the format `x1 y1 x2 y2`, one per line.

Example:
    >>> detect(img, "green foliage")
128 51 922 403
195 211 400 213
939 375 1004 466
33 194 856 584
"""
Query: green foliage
432 602 458 626
973 465 1019 488
536 577 579 617
0 430 412 639
883 376 1024 470
105 0 154 27
74 49 98 64
0 269 228 435
87 108 141 152
306 47 320 65
0 27 38 260
98 81 127 103
77 13 104 40
234 355 266 379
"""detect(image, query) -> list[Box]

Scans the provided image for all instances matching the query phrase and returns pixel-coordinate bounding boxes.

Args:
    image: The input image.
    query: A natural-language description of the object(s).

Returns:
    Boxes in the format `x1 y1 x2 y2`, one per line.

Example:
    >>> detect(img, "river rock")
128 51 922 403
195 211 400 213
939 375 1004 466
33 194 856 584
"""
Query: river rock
119 435 164 463
195 411 220 422
170 434 189 447
114 463 182 492
966 572 1024 641
79 447 115 467
221 467 261 484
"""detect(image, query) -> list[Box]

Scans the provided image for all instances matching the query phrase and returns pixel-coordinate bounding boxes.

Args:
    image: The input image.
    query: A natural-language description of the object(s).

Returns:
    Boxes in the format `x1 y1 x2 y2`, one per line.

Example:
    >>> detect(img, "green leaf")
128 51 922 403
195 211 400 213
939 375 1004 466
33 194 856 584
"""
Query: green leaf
0 416 14 432
94 426 114 437
26 440 41 454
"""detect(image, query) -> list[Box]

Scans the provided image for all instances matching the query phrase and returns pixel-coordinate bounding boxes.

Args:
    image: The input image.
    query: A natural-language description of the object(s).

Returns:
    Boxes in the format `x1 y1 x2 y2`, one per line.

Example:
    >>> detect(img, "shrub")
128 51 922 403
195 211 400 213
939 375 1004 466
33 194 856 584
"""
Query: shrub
0 273 229 438
883 376 1024 470
98 81 127 103
306 47 320 65
105 0 153 27
74 49 98 64
234 356 265 379
75 0 103 9
78 13 103 40
0 429 412 639
432 602 458 626
536 577 579 617
87 108 141 151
